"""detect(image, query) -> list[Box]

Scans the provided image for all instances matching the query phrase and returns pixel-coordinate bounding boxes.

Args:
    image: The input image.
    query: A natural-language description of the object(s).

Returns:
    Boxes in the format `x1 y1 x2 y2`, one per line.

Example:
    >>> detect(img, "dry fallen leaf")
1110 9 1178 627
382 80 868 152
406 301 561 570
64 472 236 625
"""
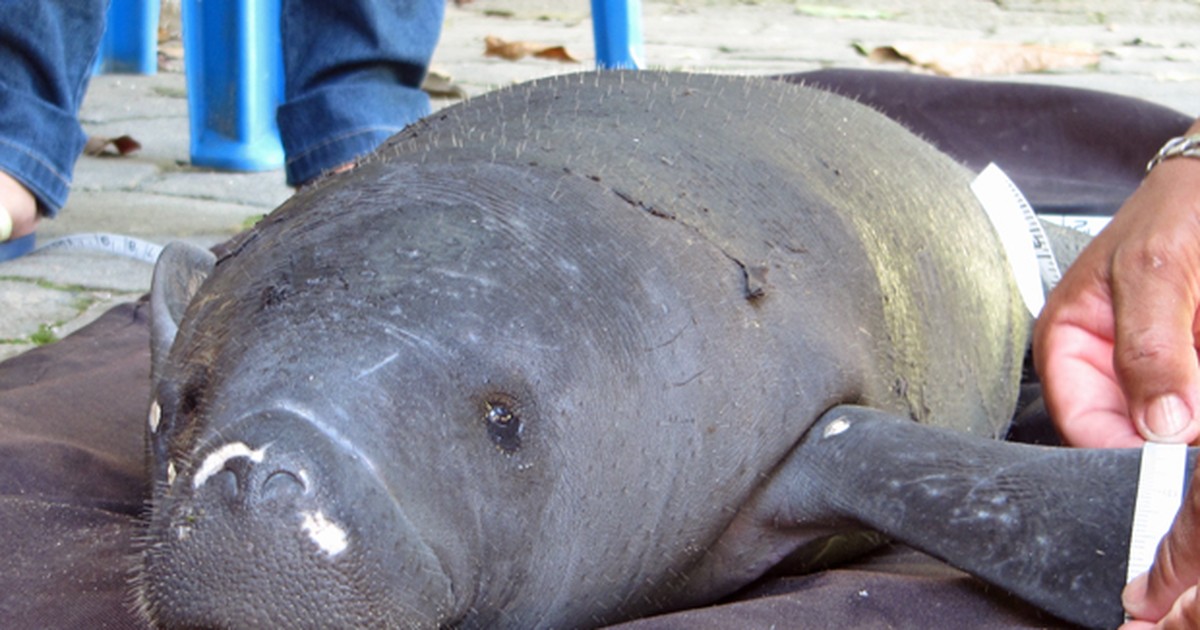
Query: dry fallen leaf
422 70 468 99
83 135 142 157
866 41 1100 77
532 46 578 63
484 35 580 63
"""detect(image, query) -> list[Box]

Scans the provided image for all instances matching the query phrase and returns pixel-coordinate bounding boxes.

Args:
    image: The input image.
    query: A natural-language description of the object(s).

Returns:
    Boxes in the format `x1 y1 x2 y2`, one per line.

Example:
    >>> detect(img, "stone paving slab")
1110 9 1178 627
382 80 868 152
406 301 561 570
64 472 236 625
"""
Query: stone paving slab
83 116 192 165
0 275 139 360
78 72 190 124
0 279 87 343
139 170 292 209
71 157 162 194
1 250 156 294
40 190 263 241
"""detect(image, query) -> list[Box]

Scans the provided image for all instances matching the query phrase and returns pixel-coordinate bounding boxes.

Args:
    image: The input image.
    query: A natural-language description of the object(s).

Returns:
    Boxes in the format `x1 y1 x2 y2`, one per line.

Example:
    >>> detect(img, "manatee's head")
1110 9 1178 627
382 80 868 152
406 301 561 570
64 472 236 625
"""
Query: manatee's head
136 162 804 628
138 238 459 627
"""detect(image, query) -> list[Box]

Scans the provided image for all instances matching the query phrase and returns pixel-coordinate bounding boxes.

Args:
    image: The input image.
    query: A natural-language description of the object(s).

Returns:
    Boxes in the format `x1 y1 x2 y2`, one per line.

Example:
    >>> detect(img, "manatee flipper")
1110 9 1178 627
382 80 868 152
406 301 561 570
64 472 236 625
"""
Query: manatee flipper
149 242 215 383
765 405 1194 630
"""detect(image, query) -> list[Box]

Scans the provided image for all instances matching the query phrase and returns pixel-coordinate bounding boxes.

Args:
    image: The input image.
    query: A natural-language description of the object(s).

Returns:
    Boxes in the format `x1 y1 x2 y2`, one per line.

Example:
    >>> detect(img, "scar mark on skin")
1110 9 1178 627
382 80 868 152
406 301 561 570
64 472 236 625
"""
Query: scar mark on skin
823 417 852 439
672 370 705 387
301 510 349 557
193 442 269 489
358 352 400 379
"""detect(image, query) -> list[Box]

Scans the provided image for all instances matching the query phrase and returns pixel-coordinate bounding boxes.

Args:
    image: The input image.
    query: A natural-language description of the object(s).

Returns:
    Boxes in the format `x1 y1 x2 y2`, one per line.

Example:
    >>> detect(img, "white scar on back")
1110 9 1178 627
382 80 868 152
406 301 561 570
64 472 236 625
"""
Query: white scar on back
192 442 269 489
300 510 349 557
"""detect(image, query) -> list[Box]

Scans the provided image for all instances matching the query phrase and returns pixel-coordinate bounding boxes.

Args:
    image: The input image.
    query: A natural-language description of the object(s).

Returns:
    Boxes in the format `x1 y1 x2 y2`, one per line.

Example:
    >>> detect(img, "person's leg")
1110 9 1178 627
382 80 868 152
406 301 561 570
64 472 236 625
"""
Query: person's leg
277 0 445 187
0 0 107 244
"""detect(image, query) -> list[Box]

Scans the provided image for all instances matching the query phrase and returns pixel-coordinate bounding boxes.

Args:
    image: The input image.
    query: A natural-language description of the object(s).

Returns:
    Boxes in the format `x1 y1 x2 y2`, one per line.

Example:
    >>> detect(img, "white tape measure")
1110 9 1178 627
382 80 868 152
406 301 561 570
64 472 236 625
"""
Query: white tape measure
970 163 1063 317
970 166 1188 616
36 233 163 264
1126 442 1188 585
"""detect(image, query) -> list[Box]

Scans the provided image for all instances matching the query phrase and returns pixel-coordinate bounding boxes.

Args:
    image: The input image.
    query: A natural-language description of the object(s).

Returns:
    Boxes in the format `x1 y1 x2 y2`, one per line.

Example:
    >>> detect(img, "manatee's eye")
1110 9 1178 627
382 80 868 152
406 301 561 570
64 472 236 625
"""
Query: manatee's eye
484 396 522 453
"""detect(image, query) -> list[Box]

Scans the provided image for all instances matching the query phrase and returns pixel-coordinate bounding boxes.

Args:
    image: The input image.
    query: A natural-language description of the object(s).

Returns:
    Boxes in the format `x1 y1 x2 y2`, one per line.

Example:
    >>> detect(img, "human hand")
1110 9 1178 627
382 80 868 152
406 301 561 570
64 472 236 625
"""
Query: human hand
1121 465 1200 629
0 170 38 242
1033 125 1200 448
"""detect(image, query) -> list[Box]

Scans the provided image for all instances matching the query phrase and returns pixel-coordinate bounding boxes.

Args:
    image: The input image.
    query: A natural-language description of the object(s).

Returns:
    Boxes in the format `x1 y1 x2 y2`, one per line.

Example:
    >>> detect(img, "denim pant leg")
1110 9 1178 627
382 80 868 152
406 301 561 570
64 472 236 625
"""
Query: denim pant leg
278 0 445 186
0 0 106 217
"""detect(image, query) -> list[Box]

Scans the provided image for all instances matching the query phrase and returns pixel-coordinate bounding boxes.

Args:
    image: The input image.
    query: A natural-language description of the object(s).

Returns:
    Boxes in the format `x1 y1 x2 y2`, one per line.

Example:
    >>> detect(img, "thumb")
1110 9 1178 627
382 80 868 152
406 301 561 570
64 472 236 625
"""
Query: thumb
1111 289 1200 442
1109 173 1200 443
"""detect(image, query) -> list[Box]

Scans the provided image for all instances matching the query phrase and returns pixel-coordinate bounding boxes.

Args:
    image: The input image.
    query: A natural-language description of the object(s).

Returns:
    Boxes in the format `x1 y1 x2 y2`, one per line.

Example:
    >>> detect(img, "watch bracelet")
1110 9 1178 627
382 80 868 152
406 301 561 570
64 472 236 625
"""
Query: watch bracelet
1147 133 1200 173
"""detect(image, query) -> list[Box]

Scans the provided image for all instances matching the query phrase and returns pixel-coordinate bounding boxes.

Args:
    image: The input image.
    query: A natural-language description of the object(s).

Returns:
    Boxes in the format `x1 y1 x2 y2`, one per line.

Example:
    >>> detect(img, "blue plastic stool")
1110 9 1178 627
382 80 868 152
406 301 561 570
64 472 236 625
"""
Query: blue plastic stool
94 0 160 75
592 0 644 69
181 0 285 171
99 0 643 172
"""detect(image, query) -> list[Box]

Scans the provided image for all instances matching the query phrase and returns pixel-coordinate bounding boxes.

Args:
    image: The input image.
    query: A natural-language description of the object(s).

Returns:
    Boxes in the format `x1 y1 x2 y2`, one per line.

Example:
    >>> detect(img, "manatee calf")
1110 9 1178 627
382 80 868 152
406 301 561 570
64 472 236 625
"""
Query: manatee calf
138 71 1165 629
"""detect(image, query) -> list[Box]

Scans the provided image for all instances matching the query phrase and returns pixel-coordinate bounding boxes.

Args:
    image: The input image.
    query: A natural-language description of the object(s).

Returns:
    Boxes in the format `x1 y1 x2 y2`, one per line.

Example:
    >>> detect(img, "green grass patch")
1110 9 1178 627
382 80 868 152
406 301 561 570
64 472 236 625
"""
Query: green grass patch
30 324 59 346
152 85 188 99
241 214 267 230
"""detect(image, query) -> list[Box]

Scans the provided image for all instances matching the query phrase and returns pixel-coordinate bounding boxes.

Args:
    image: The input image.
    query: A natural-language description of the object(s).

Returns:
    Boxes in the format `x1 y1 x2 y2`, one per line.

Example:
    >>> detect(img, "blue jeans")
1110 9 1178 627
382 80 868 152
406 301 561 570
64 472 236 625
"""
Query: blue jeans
0 0 444 217
279 0 444 187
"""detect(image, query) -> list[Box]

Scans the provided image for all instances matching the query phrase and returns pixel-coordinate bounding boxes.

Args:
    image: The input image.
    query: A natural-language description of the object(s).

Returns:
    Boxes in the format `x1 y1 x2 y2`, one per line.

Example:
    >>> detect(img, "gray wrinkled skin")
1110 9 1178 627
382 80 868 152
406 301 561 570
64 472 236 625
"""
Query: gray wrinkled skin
138 71 1037 628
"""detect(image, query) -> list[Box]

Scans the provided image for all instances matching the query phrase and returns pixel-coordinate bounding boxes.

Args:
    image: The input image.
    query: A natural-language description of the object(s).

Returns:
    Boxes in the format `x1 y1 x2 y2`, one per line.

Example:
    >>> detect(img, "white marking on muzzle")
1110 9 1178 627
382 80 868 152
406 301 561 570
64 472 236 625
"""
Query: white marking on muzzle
300 510 349 557
148 400 161 433
192 442 269 489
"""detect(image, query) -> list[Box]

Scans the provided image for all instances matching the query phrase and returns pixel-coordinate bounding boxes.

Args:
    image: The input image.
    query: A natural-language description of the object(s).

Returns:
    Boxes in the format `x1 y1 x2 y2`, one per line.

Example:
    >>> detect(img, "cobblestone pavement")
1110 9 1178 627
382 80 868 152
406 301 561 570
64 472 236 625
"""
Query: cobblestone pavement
1 0 1197 360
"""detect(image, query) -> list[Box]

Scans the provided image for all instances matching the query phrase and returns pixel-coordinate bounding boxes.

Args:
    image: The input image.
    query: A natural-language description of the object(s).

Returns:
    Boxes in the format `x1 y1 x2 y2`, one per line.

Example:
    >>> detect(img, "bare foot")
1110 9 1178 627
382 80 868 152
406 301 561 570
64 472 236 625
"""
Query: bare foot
0 171 38 241
329 162 356 176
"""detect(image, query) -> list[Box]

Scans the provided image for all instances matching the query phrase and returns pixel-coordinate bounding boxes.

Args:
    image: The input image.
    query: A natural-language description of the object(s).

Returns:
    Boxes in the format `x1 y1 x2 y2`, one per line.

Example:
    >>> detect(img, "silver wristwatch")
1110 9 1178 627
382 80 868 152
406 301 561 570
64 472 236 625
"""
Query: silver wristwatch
1146 133 1200 173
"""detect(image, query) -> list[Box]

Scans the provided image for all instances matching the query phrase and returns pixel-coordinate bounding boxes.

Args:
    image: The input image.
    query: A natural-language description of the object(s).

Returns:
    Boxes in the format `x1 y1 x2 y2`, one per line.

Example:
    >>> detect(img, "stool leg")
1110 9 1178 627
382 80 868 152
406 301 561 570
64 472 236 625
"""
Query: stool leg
591 0 644 69
95 0 161 75
182 0 285 171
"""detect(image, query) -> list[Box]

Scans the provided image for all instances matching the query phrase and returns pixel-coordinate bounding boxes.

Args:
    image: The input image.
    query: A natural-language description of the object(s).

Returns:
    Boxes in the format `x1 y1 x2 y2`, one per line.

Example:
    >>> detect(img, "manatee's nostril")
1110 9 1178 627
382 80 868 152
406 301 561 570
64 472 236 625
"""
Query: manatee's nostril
262 469 307 503
212 469 239 500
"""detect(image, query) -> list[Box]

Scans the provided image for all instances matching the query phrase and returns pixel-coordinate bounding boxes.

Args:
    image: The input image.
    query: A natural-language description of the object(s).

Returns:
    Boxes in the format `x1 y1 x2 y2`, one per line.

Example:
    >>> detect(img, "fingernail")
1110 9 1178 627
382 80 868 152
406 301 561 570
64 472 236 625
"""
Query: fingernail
1122 571 1149 615
0 203 11 242
1144 394 1191 441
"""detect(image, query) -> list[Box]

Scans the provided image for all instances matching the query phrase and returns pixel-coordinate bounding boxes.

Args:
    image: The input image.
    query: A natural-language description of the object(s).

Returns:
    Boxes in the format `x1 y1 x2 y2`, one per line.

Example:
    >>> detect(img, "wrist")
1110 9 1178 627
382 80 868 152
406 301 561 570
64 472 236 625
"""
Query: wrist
1142 149 1200 196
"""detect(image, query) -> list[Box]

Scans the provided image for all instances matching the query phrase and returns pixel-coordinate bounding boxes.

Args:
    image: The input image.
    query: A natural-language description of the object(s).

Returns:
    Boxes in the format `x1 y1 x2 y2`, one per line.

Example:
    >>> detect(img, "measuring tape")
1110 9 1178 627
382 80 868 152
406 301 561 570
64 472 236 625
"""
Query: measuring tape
970 163 1063 317
1127 442 1188 586
970 166 1190 614
35 232 163 264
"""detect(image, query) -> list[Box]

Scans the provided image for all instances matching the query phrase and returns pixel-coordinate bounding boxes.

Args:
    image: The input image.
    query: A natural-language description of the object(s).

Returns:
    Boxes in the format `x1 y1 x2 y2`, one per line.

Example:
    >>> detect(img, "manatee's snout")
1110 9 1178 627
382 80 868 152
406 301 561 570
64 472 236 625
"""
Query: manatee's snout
140 408 456 628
